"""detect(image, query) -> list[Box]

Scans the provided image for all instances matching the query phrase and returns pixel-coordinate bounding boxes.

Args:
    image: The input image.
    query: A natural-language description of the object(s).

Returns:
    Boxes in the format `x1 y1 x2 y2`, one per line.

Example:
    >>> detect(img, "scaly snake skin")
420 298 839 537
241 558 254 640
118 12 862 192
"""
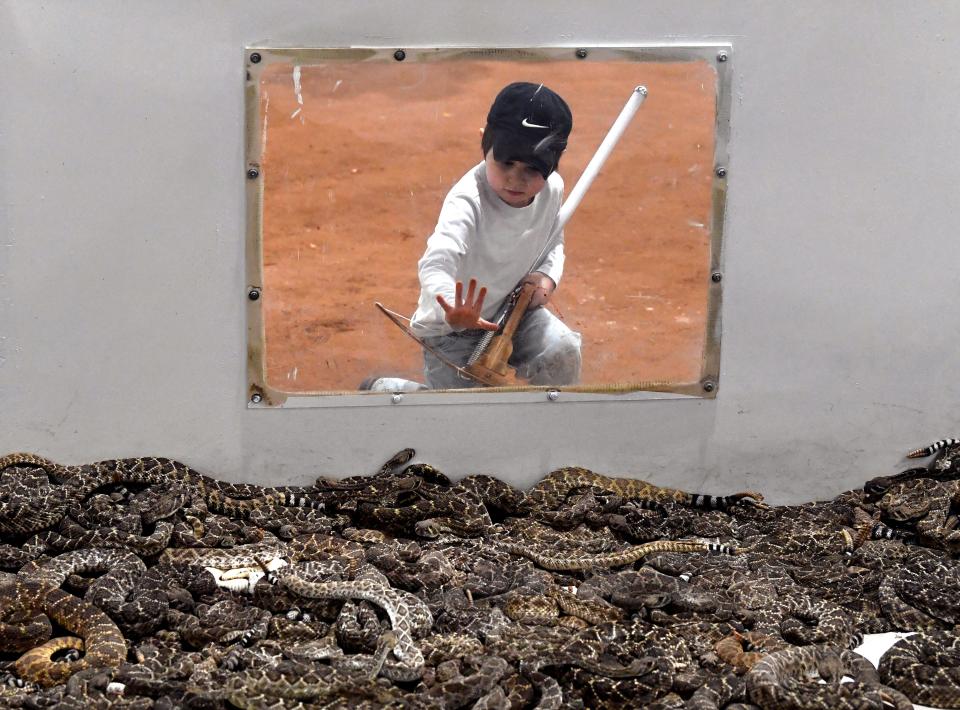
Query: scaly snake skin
0 438 956 708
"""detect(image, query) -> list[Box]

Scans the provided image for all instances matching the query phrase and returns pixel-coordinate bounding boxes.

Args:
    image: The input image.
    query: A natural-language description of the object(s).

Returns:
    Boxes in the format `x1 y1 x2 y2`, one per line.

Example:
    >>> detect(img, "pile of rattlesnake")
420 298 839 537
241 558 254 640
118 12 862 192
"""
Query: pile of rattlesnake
0 437 958 707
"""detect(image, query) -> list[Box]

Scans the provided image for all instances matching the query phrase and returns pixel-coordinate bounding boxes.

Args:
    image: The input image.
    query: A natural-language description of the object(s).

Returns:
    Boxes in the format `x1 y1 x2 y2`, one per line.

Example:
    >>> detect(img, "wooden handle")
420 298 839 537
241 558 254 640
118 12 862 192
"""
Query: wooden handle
463 283 537 385
499 282 536 340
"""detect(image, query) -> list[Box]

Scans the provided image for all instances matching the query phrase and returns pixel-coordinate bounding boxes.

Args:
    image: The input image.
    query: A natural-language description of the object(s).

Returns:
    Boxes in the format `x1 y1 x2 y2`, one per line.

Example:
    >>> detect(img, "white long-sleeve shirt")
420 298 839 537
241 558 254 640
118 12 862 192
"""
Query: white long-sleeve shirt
410 161 565 337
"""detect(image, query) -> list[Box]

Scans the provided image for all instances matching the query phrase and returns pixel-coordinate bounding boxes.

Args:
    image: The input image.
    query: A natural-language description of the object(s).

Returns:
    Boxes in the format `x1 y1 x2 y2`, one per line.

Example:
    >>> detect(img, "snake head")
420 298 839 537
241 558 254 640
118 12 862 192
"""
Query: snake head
731 491 769 509
379 629 398 651
879 481 932 522
631 592 672 610
414 519 445 538
864 475 893 497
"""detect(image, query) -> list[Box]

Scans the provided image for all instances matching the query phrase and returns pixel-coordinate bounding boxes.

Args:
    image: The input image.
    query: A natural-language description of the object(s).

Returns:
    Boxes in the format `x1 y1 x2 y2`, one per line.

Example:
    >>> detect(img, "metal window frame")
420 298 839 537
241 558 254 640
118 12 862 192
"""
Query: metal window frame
244 44 732 408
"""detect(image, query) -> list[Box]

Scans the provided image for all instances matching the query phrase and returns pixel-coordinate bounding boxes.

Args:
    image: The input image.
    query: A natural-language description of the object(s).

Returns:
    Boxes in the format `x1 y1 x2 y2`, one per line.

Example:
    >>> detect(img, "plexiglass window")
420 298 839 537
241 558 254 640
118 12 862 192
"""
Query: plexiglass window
245 46 731 406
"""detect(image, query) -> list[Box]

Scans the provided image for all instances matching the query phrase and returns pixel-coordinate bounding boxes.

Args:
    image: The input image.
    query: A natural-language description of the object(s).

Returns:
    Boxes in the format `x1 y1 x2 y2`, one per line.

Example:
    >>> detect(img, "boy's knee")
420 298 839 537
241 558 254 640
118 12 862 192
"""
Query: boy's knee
422 339 484 390
527 330 581 386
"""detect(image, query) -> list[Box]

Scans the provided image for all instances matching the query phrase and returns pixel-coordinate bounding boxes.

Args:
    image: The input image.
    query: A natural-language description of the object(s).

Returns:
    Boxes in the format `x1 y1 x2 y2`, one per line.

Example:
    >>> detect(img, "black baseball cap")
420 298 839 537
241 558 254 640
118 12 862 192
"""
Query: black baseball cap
483 82 573 179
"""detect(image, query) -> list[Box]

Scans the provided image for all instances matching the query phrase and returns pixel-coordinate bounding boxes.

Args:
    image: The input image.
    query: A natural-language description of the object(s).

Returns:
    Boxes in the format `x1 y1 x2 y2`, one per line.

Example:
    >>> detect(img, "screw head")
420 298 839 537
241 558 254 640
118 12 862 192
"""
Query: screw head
247 167 260 180
391 393 403 404
717 51 728 63
250 393 263 404
711 271 723 283
248 288 261 301
393 49 406 62
702 381 716 393
575 48 588 59
715 166 727 178
547 389 560 401
250 52 262 64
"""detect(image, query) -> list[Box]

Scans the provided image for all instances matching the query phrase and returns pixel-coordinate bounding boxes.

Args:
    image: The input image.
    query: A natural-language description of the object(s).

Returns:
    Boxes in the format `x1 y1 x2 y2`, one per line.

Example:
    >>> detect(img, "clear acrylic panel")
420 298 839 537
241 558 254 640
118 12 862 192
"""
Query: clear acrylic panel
245 46 731 407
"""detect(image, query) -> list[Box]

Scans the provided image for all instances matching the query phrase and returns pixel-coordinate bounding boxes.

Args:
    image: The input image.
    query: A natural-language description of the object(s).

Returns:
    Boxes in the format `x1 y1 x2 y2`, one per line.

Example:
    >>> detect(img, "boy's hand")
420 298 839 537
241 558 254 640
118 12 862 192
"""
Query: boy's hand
521 272 556 310
437 278 499 331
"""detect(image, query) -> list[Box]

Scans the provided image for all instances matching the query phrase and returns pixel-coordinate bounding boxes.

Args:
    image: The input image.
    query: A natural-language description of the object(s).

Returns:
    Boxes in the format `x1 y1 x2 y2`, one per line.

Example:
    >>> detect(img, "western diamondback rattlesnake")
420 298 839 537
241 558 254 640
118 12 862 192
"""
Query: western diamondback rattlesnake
17 548 168 637
219 658 418 709
878 547 960 631
24 520 175 558
528 467 766 512
2 443 959 707
366 464 765 540
503 586 623 627
0 453 110 535
270 564 434 681
0 575 126 687
907 437 960 461
495 538 740 571
2 453 326 526
745 644 913 710
714 629 789 673
879 629 960 708
361 472 524 539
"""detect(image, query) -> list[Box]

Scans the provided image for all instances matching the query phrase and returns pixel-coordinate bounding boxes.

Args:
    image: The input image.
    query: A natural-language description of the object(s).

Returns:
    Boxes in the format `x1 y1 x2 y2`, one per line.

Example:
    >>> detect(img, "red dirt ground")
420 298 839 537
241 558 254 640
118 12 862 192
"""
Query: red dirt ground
258 58 716 393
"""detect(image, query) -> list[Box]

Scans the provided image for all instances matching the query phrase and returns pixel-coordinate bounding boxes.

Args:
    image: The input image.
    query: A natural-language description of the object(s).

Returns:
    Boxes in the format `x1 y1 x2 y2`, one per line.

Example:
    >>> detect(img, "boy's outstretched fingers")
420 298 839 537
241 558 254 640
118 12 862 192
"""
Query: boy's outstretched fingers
436 278 499 331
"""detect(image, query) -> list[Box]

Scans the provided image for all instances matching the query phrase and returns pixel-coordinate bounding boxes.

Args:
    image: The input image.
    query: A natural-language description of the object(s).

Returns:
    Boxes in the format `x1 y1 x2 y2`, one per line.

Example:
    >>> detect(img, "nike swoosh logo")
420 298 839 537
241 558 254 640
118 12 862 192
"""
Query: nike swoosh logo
521 118 550 129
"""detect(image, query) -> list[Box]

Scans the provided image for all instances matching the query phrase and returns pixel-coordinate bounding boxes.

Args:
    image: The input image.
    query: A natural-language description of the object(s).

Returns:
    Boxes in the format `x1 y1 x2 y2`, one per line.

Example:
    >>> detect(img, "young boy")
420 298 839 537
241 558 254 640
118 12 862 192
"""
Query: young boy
407 81 583 390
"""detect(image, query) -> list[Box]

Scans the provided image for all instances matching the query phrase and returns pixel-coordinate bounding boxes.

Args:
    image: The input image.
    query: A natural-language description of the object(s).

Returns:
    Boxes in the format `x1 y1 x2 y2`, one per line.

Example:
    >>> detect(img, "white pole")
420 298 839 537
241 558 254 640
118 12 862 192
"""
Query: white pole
557 85 647 229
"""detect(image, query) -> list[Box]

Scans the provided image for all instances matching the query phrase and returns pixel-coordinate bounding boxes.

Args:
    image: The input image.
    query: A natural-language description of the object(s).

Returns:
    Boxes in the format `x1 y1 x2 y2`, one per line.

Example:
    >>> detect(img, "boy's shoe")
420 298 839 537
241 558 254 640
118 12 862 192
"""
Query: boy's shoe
358 375 381 390
358 376 427 393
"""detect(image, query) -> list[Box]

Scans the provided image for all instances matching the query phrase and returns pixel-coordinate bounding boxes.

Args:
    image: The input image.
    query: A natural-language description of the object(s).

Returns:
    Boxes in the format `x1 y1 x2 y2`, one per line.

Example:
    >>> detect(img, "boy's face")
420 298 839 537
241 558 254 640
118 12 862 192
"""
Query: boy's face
484 150 547 208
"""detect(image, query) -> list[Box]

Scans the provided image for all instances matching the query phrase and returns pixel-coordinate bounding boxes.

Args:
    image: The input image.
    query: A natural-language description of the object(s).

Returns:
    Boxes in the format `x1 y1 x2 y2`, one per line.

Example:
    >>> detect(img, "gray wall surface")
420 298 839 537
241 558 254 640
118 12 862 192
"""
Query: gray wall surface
1 1 957 504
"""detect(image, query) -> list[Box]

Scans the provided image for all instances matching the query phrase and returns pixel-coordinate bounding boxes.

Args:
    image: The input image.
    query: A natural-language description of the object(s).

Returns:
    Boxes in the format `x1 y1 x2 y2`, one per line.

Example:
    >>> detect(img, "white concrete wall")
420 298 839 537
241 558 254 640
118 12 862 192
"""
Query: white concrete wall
2 1 957 503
